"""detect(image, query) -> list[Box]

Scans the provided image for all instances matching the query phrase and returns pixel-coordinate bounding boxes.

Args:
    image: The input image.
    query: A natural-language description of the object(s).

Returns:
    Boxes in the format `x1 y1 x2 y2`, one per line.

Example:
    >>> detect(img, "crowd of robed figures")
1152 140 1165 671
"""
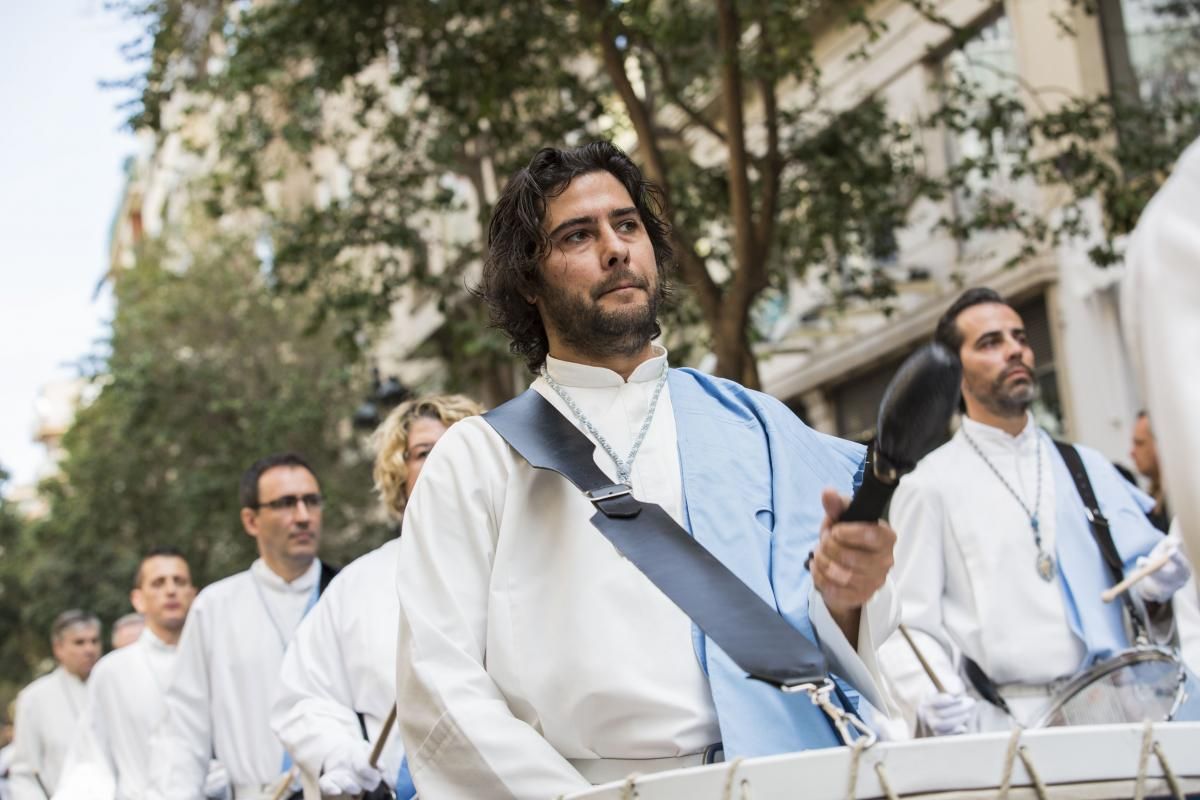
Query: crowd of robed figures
3 135 1200 800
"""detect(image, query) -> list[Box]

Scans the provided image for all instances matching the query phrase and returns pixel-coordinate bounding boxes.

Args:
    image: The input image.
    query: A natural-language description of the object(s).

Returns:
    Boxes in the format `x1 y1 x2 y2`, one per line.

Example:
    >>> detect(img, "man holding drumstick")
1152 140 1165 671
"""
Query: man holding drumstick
394 142 899 799
882 288 1190 734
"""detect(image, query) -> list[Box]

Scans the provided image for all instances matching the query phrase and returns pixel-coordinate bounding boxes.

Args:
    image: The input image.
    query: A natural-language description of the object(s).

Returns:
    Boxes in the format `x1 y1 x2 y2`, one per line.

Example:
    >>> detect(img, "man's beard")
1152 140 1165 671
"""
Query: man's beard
538 270 660 360
968 362 1037 417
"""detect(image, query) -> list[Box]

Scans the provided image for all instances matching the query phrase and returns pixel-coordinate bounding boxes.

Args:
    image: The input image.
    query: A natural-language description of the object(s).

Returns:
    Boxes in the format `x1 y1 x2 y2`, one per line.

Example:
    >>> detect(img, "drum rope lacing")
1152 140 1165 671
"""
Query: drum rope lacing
619 773 641 800
720 757 749 800
998 729 1049 800
1135 720 1185 800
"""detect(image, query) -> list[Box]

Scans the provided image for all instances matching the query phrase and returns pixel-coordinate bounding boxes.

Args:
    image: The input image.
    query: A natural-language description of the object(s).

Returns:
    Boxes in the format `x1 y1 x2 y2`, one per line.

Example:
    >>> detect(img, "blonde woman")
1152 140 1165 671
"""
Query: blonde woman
272 395 483 799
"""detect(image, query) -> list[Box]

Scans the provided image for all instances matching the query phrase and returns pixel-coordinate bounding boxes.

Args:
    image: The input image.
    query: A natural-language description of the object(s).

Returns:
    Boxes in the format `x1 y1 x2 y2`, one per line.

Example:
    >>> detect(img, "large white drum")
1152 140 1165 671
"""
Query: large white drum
566 722 1200 799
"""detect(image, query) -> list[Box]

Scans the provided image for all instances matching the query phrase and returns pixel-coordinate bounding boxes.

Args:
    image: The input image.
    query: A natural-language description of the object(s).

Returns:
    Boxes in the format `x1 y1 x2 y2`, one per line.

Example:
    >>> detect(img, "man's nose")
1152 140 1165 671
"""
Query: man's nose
601 225 630 269
294 500 312 522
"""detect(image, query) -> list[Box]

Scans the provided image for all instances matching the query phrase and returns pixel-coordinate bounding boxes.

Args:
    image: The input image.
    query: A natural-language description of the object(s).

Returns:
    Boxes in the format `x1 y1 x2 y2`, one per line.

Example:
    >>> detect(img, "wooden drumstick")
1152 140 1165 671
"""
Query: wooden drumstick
353 704 398 800
899 623 947 694
369 704 398 767
269 767 299 800
1101 550 1174 603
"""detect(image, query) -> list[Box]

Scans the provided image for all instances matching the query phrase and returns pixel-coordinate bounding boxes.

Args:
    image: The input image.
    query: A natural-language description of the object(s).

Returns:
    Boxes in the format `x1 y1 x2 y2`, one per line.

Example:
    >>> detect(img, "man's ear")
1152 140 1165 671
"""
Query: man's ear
130 588 147 615
240 507 259 538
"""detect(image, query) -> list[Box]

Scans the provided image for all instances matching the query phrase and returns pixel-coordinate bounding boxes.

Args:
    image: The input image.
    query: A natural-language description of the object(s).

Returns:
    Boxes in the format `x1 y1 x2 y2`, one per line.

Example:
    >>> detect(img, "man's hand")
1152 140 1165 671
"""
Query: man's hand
1134 531 1191 603
916 691 977 736
810 487 896 642
319 741 383 796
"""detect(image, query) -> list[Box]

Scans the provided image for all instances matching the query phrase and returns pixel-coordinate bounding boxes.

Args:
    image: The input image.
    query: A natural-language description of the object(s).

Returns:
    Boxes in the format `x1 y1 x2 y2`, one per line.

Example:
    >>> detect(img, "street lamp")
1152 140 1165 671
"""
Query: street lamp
353 368 411 430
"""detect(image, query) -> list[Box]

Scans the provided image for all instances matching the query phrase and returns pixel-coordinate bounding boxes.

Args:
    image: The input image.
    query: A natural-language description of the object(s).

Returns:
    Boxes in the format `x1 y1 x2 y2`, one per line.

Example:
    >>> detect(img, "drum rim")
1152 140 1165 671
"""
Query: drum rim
1030 645 1185 728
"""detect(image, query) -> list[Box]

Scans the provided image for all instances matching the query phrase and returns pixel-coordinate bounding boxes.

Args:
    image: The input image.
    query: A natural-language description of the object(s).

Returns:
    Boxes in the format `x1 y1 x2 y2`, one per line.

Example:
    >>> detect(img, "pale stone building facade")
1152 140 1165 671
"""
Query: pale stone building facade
757 0 1196 469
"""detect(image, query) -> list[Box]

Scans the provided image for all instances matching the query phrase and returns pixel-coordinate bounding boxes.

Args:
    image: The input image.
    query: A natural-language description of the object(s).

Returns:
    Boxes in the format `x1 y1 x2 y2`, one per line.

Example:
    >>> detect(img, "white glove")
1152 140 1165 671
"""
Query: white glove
203 760 230 800
319 741 383 796
916 691 976 736
1134 534 1191 603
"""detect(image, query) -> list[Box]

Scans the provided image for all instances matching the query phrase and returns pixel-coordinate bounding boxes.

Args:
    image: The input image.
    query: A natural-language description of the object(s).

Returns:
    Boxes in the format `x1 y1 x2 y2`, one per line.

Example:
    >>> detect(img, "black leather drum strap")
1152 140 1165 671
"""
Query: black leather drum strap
484 389 830 690
1053 440 1148 640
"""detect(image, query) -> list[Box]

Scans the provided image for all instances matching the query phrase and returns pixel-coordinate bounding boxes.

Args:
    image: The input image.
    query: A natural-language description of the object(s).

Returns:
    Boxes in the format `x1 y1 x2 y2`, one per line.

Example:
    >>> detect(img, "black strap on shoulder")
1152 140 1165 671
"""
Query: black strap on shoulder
1053 441 1123 581
317 560 341 597
1052 440 1147 640
484 389 829 690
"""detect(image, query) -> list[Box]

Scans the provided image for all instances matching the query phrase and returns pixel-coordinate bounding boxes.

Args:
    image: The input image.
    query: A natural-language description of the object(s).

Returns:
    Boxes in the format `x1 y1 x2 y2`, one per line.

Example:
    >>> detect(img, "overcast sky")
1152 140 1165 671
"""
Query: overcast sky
0 1 141 491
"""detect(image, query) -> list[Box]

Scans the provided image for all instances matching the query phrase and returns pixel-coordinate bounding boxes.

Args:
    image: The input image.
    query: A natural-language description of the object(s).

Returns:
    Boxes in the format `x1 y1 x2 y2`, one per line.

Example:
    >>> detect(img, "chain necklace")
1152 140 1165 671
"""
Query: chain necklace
540 362 669 486
961 426 1055 582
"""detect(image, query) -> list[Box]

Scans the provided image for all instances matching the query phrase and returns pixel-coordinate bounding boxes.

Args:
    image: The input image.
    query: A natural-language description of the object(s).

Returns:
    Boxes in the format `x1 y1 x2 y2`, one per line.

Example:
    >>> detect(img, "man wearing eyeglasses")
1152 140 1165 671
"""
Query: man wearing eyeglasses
151 453 340 800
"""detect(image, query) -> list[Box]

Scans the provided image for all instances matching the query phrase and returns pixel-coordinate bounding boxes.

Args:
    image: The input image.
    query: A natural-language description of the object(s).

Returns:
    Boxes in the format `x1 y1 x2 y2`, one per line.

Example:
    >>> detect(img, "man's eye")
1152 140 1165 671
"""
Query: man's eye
564 230 589 243
617 219 640 233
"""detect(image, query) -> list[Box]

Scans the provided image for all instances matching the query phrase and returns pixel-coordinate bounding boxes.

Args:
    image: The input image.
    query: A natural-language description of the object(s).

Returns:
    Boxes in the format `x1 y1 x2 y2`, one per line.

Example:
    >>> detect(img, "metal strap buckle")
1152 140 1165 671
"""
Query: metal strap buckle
586 484 632 504
1084 506 1110 528
781 679 878 748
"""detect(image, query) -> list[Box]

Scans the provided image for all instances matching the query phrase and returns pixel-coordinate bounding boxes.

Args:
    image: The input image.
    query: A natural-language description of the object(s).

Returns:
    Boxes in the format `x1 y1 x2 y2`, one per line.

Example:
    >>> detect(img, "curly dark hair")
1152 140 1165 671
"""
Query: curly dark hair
933 286 1011 356
476 141 674 372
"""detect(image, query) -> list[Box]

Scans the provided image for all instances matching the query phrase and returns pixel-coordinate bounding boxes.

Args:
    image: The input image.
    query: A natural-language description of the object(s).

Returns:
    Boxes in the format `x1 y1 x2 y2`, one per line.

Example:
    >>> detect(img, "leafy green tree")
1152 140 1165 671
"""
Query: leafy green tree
0 467 43 695
111 0 1200 391
8 234 387 685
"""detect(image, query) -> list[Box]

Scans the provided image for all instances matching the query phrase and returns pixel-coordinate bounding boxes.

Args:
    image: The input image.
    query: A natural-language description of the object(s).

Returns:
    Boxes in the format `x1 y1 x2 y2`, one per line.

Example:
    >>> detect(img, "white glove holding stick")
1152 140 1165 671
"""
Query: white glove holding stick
318 740 383 797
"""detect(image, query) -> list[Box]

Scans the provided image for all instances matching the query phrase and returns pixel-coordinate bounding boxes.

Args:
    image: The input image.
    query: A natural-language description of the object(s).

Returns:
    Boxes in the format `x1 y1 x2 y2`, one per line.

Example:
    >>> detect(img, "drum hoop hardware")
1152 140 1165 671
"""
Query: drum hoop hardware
1029 645 1187 728
780 679 878 748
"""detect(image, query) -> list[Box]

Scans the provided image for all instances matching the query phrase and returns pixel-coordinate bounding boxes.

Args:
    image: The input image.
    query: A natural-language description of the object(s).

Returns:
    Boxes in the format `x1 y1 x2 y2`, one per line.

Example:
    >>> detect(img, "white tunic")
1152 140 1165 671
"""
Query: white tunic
1123 136 1200 578
8 667 87 800
880 415 1087 729
396 350 895 799
52 629 175 800
272 540 404 787
150 559 321 799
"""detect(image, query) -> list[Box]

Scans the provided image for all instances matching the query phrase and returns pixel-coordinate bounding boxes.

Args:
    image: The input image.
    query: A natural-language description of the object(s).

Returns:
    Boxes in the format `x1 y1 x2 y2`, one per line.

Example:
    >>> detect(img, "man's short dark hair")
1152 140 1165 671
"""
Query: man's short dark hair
477 141 674 372
51 609 100 642
132 546 189 589
933 287 1012 355
239 452 316 509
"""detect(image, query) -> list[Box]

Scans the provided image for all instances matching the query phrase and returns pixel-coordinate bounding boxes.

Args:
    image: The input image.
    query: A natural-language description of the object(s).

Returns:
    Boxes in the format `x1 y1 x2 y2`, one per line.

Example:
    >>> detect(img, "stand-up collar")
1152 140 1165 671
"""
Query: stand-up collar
250 557 319 594
543 345 668 388
138 626 177 654
960 412 1039 451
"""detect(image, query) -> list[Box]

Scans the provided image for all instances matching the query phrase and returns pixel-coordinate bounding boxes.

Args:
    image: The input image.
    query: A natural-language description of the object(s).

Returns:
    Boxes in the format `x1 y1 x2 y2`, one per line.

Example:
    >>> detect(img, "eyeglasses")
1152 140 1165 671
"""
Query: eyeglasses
256 493 323 512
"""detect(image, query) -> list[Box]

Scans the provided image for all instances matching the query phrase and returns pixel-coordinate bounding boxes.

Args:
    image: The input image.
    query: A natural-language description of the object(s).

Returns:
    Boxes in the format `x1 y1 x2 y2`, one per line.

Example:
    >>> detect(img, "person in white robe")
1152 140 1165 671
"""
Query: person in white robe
8 611 101 800
396 142 900 799
880 288 1190 734
272 395 482 799
150 453 340 800
53 548 228 800
1122 135 1200 667
108 614 145 652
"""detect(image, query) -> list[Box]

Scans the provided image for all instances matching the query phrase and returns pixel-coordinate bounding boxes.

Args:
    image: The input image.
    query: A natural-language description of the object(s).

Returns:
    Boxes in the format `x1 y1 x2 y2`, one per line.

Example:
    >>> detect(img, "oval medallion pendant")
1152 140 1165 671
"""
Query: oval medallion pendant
1037 552 1056 582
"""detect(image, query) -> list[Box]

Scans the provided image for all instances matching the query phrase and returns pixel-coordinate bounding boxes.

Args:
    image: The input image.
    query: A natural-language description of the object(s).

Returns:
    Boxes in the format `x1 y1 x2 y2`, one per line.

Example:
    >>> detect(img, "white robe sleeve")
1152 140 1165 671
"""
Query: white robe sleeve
271 586 363 780
51 667 116 800
877 473 968 723
1123 136 1200 578
150 597 214 800
395 424 589 800
808 574 899 714
8 686 46 800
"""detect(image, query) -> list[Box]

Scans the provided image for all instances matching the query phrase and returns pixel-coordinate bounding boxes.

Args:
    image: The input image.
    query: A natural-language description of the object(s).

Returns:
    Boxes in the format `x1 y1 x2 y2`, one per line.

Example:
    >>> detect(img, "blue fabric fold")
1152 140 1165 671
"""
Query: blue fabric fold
1048 437 1160 663
669 368 867 757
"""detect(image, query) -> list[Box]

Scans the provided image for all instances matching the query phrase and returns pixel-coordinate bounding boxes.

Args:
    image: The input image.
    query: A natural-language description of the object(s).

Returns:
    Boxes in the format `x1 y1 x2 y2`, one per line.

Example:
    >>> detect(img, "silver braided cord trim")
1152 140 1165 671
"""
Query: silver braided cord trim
541 362 669 485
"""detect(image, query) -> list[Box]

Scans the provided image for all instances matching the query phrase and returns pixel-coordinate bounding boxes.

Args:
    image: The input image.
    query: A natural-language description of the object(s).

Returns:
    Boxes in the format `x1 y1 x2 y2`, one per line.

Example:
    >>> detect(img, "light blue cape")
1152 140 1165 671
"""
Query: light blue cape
668 368 868 756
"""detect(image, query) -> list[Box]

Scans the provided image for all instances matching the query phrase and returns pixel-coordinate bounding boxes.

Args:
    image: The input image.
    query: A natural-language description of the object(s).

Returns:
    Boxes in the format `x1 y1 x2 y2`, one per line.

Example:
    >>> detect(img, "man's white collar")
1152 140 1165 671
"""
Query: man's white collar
250 557 319 593
960 412 1039 450
543 345 669 388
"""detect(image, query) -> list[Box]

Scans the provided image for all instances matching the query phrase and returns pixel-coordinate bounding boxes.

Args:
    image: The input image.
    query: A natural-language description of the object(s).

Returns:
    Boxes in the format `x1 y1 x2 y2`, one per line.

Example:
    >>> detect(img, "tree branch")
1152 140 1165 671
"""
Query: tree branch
577 0 721 318
714 0 759 296
753 8 782 274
